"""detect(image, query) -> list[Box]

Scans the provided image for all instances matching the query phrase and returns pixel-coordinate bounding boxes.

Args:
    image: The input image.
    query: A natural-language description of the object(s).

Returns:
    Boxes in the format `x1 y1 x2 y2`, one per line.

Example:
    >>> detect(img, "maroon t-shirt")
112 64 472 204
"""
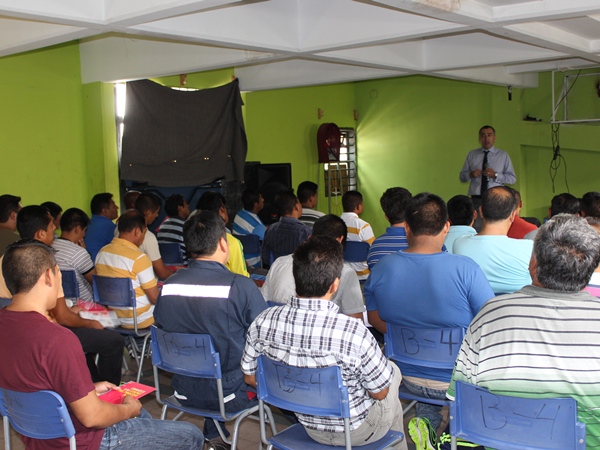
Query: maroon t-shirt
0 309 104 450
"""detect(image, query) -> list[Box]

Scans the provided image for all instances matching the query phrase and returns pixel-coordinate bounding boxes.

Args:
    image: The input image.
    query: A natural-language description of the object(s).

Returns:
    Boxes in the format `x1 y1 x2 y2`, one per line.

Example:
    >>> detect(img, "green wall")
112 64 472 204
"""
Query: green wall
1 43 599 232
0 43 118 214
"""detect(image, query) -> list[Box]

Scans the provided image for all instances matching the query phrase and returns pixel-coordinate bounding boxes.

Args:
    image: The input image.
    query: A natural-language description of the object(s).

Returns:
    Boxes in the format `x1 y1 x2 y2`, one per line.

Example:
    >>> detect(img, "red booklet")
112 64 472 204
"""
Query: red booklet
99 381 156 404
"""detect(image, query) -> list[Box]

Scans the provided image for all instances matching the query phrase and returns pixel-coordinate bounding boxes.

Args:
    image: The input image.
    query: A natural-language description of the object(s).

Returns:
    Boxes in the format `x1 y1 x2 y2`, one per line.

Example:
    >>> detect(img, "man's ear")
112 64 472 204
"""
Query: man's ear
328 277 340 295
9 211 17 221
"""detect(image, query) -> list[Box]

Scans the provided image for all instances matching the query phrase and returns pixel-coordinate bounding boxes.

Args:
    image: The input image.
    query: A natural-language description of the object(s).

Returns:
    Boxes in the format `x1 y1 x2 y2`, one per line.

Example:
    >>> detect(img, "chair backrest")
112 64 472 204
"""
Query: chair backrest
269 250 287 265
385 324 465 370
256 355 350 419
92 275 136 308
0 388 76 449
150 326 222 379
450 381 586 450
61 269 80 299
158 242 184 265
343 241 370 263
237 234 261 255
0 298 11 308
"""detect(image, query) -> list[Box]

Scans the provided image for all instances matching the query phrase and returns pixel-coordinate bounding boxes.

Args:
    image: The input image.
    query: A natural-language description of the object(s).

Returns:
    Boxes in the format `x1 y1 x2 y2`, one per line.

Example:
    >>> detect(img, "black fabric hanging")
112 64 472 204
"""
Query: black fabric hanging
120 78 247 187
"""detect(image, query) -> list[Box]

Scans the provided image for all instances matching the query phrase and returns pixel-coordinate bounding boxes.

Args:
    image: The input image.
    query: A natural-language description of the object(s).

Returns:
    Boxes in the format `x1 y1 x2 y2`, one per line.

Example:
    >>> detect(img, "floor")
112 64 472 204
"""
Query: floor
1 352 448 449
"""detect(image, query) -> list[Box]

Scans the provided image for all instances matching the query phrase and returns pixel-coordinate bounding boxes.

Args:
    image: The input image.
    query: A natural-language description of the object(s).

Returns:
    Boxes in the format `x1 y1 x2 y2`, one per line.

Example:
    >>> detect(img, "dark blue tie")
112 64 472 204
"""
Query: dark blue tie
481 151 489 194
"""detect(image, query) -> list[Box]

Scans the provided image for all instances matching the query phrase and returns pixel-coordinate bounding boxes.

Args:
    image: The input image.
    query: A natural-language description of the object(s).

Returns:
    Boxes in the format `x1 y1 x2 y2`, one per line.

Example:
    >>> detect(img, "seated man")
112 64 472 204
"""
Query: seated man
506 188 537 239
96 210 158 328
585 217 600 297
0 239 204 450
444 195 477 253
232 188 266 268
297 181 325 227
261 190 311 266
243 236 407 450
154 210 266 442
41 201 63 235
0 205 124 385
367 187 412 268
157 193 190 265
365 193 493 445
196 191 249 277
581 191 600 218
448 214 600 448
84 193 119 261
135 192 174 279
340 190 375 280
52 207 96 305
453 186 533 294
0 194 21 256
261 214 364 320
524 192 580 240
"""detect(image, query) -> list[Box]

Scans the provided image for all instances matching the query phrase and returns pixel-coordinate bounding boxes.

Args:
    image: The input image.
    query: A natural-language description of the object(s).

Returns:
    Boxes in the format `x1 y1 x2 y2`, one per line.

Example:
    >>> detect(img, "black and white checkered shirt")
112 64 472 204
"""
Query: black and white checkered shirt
242 297 392 432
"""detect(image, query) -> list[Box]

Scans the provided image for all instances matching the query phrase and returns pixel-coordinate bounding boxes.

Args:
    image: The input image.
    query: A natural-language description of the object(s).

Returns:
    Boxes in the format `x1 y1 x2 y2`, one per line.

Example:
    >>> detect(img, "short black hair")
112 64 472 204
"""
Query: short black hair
481 186 517 222
274 190 299 216
312 214 347 244
183 210 226 259
380 187 412 225
3 239 57 296
293 236 343 298
342 190 363 212
60 208 90 233
165 194 185 217
550 193 580 217
447 195 474 226
405 193 448 236
0 195 21 223
581 192 600 218
90 193 114 215
16 206 52 239
241 189 261 211
41 201 62 220
196 191 226 214
479 125 495 135
297 181 318 204
117 209 147 233
135 192 162 214
123 190 141 210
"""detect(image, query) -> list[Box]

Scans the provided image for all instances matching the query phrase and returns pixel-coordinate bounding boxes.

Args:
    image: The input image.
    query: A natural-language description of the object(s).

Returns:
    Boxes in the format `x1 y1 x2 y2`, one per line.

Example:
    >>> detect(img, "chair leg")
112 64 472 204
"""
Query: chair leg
402 400 417 415
451 435 457 450
4 416 11 450
136 335 151 383
153 366 164 405
230 404 261 450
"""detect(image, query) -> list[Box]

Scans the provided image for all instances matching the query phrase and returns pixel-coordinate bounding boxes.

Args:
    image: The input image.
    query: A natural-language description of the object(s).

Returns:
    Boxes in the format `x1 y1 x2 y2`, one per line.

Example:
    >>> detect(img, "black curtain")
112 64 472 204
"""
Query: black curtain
120 79 247 187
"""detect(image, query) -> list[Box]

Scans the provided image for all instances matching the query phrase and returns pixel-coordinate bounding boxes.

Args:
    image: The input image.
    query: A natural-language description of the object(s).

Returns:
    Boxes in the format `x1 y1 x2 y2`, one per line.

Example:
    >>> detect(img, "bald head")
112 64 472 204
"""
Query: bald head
481 186 517 223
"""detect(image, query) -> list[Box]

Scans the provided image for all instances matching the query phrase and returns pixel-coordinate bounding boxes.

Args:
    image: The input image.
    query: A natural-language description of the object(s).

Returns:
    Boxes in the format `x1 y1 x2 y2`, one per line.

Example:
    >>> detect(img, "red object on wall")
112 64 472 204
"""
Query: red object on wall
317 123 341 163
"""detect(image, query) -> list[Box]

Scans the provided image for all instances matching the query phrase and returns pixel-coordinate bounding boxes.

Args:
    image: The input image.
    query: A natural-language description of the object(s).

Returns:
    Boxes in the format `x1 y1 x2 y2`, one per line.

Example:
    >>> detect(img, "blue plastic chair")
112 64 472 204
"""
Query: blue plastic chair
92 275 151 383
150 326 275 450
237 234 261 256
60 269 80 300
256 355 404 450
343 241 370 263
158 242 184 266
0 298 10 309
0 388 76 450
385 324 464 414
450 381 586 450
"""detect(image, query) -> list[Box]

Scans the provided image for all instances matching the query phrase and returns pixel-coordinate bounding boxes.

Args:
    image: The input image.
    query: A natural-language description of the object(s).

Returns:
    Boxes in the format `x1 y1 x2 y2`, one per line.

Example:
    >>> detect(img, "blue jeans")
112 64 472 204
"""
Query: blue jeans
402 379 447 432
99 409 204 449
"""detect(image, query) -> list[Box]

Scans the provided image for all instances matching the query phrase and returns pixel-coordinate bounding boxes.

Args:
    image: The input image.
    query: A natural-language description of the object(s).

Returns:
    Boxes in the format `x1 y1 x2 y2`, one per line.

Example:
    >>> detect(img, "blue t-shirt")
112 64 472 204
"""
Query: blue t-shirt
84 215 116 262
364 251 494 381
452 235 533 294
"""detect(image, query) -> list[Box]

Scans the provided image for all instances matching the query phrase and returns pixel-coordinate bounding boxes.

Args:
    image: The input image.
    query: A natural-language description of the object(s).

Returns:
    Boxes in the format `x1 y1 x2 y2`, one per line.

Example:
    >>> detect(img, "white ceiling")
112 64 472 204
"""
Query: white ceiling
2 0 600 91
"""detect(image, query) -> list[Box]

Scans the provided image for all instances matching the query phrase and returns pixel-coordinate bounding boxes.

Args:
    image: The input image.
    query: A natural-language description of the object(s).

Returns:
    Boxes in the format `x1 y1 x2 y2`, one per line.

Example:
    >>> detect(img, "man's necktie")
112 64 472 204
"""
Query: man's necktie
480 150 489 194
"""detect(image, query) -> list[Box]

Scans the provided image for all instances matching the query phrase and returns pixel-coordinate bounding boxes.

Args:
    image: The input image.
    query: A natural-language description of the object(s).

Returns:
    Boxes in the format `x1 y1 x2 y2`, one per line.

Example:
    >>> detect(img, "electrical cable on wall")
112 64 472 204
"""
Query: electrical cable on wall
549 123 569 194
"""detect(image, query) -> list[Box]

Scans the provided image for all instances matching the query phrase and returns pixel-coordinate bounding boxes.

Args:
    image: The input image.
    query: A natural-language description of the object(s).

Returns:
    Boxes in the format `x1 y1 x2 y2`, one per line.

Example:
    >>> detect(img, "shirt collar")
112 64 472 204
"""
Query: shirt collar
290 296 340 313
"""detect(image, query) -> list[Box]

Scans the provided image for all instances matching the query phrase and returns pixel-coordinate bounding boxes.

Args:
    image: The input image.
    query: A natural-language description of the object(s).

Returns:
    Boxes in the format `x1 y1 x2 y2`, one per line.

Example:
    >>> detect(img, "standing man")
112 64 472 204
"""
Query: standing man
460 126 516 230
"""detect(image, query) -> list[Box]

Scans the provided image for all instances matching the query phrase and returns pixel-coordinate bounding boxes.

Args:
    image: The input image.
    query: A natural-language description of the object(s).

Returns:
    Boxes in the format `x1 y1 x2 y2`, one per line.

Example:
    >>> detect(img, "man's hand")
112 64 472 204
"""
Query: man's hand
470 169 482 178
94 381 118 395
122 394 142 418
482 167 496 178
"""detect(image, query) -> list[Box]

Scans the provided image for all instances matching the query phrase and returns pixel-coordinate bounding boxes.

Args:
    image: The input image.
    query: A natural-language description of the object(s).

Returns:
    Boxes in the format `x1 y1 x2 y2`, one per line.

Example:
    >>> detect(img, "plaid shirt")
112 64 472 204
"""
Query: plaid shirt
241 297 392 432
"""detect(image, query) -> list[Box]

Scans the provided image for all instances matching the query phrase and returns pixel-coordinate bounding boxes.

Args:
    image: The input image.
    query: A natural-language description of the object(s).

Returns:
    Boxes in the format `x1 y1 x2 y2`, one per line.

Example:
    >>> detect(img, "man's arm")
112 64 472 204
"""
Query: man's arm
459 152 477 183
244 373 257 388
51 297 103 329
82 268 96 286
368 386 389 400
143 285 159 304
70 387 141 428
367 310 387 334
151 258 174 280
